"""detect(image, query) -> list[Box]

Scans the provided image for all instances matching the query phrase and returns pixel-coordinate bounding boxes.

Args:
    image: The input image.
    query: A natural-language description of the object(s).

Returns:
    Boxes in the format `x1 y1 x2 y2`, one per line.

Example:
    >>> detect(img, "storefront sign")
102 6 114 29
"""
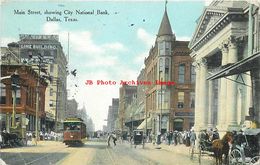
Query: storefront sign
175 112 194 117
19 34 59 41
20 44 57 50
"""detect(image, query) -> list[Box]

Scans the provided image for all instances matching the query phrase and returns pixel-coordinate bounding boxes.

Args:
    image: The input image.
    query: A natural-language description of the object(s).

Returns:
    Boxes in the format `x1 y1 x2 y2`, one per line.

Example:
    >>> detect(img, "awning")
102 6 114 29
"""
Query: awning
137 117 152 129
173 118 184 122
207 52 260 80
124 119 143 127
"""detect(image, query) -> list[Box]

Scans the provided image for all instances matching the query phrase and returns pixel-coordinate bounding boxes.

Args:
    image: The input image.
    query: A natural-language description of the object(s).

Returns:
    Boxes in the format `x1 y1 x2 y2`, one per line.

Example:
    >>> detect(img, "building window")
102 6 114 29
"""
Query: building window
191 65 195 83
50 64 54 73
165 42 171 55
252 13 259 52
190 92 195 108
165 58 169 81
0 83 6 104
50 88 53 96
178 64 185 83
159 58 163 73
12 88 21 104
177 92 184 108
159 42 164 55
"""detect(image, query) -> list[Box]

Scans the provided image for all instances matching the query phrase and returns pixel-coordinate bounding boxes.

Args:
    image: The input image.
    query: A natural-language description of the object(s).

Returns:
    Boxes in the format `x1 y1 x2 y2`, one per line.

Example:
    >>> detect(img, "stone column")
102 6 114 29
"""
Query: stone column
208 80 214 128
226 38 238 128
199 58 209 129
218 42 228 129
193 62 201 131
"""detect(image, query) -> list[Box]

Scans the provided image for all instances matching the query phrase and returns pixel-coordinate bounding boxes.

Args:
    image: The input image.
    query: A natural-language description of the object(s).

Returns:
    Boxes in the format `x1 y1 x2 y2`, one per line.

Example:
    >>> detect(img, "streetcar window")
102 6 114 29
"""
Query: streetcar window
64 122 81 130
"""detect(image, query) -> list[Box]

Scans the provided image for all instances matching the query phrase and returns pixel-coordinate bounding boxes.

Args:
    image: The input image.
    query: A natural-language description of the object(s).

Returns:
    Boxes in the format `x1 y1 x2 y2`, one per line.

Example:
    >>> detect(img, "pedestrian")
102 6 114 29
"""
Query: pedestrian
173 130 178 145
112 132 117 146
186 130 191 147
107 133 111 147
32 132 37 145
190 129 196 147
167 131 173 145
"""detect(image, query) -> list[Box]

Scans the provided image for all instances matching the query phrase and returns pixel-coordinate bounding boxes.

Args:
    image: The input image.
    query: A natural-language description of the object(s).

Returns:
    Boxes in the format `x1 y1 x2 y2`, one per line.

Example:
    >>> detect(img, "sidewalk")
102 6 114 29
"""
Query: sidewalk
144 142 215 164
145 142 191 154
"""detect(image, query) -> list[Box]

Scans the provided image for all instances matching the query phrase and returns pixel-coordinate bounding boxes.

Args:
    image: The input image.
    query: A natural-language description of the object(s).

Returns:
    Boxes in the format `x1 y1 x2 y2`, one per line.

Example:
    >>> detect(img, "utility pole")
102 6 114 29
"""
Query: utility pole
35 66 40 144
55 79 59 134
11 70 19 128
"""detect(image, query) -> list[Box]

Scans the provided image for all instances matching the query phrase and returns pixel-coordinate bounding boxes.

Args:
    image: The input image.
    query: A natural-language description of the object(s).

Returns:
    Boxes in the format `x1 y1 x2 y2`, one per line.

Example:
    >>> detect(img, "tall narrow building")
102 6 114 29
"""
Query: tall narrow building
145 5 194 136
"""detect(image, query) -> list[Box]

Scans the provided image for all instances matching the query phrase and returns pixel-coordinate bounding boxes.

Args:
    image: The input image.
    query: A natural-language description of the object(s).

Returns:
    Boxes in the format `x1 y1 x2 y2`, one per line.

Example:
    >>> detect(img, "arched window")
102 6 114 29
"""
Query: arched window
178 64 185 83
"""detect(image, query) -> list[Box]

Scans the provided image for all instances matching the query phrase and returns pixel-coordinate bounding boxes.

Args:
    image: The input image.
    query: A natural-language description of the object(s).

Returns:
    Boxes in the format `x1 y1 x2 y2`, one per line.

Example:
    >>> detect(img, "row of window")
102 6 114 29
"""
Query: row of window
178 64 195 83
0 83 21 104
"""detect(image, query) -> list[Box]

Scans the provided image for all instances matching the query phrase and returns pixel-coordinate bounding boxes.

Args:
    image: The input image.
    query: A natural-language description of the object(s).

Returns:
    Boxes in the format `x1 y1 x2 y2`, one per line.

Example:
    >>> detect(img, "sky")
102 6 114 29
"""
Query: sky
0 0 211 130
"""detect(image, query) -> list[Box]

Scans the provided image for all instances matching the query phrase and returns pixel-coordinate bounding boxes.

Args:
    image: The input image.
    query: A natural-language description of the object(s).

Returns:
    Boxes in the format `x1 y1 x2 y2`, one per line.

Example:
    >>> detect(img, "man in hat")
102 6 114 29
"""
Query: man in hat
211 128 220 141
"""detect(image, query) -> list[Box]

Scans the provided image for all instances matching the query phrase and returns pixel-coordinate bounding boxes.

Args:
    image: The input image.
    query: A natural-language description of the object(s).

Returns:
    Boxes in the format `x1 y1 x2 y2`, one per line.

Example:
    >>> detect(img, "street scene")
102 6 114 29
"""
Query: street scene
0 0 260 165
1 138 216 165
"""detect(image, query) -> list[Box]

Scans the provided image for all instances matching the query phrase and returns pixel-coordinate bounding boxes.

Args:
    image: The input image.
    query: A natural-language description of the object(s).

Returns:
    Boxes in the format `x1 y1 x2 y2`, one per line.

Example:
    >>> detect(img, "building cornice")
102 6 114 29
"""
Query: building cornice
189 7 249 52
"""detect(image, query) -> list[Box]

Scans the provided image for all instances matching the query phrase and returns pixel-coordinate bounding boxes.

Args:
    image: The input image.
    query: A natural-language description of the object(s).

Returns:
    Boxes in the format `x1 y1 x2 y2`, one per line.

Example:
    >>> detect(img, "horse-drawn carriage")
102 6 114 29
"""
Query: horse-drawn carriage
0 131 21 148
190 130 232 165
229 128 260 165
130 130 145 149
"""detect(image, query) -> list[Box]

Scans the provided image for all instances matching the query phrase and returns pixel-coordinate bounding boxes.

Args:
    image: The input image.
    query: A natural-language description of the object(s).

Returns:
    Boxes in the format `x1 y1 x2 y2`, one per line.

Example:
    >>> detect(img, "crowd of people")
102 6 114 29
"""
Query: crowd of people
26 131 63 145
144 128 220 148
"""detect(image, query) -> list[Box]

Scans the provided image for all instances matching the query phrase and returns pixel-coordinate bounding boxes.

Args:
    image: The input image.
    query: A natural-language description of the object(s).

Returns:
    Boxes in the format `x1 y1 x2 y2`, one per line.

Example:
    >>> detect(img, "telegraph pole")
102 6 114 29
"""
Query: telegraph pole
35 63 40 145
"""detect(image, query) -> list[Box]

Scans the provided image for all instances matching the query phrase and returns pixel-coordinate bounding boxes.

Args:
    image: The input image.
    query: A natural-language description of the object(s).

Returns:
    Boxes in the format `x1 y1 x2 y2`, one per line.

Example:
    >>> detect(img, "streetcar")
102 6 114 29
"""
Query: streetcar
63 118 87 146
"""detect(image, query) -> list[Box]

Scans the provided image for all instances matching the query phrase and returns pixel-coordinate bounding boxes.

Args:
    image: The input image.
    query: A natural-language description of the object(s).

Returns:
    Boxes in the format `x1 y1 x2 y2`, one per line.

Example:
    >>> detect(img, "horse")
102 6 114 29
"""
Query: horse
212 131 233 165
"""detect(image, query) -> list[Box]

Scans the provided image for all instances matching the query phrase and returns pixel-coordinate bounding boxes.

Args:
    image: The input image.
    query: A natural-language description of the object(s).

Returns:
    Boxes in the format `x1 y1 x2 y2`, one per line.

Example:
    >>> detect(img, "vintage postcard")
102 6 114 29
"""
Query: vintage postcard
0 0 259 165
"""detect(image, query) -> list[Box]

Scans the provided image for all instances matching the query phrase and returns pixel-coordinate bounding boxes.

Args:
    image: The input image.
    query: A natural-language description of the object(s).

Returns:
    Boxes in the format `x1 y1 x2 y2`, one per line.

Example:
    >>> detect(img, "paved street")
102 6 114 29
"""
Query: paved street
0 140 216 165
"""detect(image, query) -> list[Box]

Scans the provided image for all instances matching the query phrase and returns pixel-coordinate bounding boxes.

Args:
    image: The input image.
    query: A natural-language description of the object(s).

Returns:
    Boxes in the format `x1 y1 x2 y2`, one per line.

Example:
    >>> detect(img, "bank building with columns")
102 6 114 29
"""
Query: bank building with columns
189 0 260 135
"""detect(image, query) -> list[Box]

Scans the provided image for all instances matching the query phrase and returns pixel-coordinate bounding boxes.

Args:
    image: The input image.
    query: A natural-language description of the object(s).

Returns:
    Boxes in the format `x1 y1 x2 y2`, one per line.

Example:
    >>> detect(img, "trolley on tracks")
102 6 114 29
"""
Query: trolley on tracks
63 117 87 146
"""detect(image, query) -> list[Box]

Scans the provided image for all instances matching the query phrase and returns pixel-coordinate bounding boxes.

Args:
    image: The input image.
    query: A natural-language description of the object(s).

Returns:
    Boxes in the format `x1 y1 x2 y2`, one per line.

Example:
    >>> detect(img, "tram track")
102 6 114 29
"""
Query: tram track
105 147 117 165
0 142 69 165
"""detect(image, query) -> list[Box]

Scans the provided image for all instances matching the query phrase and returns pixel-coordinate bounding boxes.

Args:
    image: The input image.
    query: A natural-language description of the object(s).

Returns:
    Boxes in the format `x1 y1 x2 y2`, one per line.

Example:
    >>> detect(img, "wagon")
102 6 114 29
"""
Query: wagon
229 128 260 165
130 130 145 149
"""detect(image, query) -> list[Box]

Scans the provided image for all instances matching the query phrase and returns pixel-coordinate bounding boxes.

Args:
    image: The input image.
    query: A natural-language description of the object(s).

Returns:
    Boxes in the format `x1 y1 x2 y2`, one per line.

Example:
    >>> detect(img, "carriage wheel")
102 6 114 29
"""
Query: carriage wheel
250 156 260 165
229 149 243 165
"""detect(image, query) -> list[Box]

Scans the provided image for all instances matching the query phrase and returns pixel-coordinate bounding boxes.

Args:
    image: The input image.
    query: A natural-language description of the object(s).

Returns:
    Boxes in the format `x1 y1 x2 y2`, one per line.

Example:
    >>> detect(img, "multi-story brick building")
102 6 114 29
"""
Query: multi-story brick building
118 85 137 131
107 98 119 132
0 64 47 134
18 34 68 132
144 7 194 135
